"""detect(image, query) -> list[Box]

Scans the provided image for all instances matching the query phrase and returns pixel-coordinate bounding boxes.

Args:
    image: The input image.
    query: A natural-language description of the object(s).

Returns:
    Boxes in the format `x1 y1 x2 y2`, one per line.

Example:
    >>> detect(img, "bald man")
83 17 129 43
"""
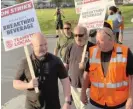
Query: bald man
63 26 94 109
81 26 133 109
13 33 71 109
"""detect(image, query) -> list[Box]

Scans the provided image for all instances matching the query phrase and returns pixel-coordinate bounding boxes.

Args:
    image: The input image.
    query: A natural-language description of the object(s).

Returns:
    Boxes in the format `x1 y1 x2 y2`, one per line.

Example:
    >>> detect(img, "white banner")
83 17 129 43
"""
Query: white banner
78 0 106 30
1 1 41 51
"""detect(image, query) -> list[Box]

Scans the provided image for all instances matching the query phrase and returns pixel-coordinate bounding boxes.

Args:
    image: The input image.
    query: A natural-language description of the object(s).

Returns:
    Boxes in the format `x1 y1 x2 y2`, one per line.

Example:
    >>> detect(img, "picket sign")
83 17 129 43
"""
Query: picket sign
79 0 107 64
1 0 40 93
24 0 39 93
81 44 88 63
24 45 39 93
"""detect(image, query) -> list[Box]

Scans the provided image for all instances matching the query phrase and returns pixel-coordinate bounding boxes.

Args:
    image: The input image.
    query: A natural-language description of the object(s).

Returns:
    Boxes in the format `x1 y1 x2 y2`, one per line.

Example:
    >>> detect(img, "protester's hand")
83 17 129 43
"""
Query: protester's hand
126 98 133 109
62 103 71 109
79 62 85 70
81 91 88 105
27 78 38 89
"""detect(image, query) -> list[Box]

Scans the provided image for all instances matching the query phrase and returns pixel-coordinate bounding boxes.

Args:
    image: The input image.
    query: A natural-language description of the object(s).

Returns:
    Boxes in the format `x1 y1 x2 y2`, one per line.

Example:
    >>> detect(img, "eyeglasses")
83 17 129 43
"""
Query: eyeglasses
64 28 70 30
74 34 84 37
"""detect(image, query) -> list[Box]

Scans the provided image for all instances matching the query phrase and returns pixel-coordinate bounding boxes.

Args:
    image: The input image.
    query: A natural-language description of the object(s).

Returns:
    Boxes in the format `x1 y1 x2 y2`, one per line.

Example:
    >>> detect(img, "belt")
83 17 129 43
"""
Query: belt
90 98 126 109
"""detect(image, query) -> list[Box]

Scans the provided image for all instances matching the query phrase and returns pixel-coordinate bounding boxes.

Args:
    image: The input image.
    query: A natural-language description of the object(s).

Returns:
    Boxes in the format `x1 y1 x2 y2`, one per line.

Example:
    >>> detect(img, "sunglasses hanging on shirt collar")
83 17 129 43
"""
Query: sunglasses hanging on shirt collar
38 56 46 61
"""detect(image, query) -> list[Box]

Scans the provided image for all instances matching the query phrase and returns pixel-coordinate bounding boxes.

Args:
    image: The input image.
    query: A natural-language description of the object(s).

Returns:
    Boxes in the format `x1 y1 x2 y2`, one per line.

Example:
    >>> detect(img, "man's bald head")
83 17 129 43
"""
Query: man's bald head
96 27 115 52
74 25 87 36
96 27 115 41
31 32 46 45
31 32 48 57
73 25 88 46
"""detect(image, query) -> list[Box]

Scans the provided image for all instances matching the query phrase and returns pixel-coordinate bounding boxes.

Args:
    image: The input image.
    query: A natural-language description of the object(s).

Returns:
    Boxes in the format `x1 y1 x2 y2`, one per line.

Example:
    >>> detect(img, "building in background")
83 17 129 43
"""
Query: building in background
1 0 17 8
1 0 75 9
114 0 133 5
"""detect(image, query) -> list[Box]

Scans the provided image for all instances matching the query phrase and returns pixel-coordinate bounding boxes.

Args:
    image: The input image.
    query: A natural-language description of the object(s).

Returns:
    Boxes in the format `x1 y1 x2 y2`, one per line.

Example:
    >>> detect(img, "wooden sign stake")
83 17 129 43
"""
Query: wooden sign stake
24 45 39 93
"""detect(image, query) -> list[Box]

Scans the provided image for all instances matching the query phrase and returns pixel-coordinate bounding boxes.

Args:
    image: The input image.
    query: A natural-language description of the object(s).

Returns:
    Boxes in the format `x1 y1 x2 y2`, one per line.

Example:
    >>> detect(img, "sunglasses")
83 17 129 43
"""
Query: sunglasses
104 31 112 38
74 34 84 37
64 28 70 30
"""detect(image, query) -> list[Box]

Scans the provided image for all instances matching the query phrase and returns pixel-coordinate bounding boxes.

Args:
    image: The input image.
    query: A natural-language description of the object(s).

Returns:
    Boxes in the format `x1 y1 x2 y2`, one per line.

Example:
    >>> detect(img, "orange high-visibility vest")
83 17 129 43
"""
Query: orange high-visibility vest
88 44 129 106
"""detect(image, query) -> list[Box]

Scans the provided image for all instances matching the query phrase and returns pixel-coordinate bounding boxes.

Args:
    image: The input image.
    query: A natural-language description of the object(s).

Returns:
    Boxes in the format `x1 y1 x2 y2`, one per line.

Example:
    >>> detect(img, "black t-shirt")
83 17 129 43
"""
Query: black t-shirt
15 53 68 109
63 41 94 88
85 48 133 76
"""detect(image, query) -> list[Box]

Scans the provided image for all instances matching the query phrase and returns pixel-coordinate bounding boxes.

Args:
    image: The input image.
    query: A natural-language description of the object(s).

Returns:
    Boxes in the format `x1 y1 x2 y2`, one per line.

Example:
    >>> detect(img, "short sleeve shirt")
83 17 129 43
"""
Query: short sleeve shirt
15 53 68 109
107 13 122 33
55 33 74 59
63 41 94 88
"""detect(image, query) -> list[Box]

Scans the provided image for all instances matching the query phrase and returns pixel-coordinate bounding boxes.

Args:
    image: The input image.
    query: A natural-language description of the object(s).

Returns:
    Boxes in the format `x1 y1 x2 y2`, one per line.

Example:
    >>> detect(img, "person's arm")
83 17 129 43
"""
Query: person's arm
13 80 28 90
129 75 133 98
81 60 90 104
54 48 59 56
54 38 60 56
13 58 38 90
60 77 71 101
63 44 72 70
13 78 38 90
61 77 71 109
61 13 65 18
57 58 71 109
81 71 90 104
126 49 133 109
60 9 65 17
117 14 122 28
126 75 133 109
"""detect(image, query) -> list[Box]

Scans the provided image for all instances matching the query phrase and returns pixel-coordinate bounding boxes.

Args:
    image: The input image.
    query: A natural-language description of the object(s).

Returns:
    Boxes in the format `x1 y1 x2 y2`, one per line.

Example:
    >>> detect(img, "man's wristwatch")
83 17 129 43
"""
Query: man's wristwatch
65 101 72 105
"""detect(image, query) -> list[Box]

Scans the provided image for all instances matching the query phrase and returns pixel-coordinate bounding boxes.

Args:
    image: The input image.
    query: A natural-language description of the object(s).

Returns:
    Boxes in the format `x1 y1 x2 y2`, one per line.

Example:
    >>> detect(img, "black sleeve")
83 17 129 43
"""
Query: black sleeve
85 59 90 72
14 58 26 81
84 41 94 72
126 49 133 76
57 58 68 79
86 41 95 52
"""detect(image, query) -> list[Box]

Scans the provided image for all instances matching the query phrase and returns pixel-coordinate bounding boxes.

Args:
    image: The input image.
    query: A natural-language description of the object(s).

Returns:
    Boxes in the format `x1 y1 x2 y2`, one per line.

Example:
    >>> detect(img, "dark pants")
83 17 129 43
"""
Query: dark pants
25 97 61 109
115 32 119 43
56 20 63 30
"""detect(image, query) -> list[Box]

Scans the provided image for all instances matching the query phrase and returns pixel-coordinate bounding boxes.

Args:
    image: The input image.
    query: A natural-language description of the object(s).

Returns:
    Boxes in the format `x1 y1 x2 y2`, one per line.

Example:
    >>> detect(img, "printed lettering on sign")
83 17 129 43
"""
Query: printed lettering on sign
1 1 41 51
78 0 106 30
6 40 14 49
1 1 33 18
